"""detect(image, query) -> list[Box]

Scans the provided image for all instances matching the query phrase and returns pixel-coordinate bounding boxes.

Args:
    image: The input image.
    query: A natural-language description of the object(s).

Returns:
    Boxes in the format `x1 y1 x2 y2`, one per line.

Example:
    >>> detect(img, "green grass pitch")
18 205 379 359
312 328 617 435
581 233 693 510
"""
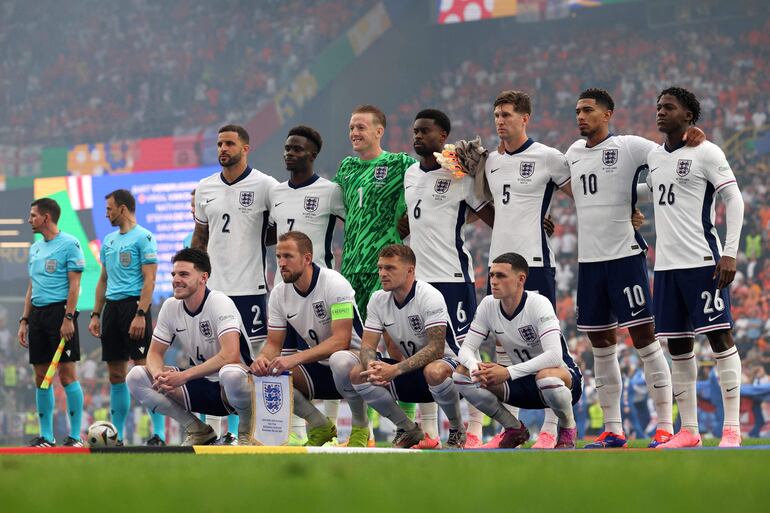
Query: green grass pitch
2 440 768 513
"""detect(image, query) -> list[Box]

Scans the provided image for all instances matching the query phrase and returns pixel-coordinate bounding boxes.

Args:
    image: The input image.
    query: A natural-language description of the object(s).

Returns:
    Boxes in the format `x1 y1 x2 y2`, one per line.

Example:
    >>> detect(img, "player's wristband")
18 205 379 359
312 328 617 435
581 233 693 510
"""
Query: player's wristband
90 312 100 319
330 302 354 321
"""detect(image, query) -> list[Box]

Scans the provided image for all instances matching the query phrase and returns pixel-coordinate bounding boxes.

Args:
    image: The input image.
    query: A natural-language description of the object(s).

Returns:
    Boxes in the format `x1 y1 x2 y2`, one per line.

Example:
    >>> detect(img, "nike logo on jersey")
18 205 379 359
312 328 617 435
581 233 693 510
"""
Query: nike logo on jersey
490 168 501 174
287 313 298 319
494 330 505 335
205 198 215 204
708 313 724 322
274 202 284 207
649 167 659 173
570 160 581 165
384 322 395 327
175 328 186 332
631 310 645 317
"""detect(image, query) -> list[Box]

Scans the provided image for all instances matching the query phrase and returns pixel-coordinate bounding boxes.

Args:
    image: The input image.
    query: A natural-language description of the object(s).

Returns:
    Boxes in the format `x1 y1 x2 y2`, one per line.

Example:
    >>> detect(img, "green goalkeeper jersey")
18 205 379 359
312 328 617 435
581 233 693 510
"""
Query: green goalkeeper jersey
334 150 416 275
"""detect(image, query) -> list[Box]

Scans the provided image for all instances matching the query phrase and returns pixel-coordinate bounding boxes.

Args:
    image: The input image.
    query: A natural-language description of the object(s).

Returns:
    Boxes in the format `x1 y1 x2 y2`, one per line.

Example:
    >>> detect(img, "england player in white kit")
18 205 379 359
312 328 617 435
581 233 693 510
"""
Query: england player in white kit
346 245 467 449
643 88 744 448
405 109 494 448
484 91 572 307
251 232 369 447
126 249 257 446
566 89 703 449
193 125 278 348
453 253 582 449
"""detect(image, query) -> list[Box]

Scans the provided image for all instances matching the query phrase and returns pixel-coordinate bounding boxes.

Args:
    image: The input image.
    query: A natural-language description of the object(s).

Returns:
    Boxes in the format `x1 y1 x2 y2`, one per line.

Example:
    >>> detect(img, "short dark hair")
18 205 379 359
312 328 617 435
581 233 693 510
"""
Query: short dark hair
105 189 136 213
579 88 615 111
287 125 323 153
493 90 532 115
414 109 451 135
218 124 250 144
278 231 314 256
30 198 61 223
352 104 386 128
378 244 416 266
492 252 529 276
658 86 701 124
172 247 211 275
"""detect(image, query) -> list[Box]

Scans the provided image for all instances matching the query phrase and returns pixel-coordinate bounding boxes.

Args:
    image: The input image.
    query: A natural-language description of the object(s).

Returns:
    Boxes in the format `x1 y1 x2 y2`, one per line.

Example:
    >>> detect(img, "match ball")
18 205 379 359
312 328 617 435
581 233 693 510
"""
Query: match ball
86 421 119 447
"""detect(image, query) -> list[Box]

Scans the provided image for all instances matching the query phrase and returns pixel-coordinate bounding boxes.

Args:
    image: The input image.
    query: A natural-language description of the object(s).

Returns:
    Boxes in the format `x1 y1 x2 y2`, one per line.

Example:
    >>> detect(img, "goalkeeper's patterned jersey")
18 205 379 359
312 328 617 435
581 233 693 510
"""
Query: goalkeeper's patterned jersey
334 151 416 275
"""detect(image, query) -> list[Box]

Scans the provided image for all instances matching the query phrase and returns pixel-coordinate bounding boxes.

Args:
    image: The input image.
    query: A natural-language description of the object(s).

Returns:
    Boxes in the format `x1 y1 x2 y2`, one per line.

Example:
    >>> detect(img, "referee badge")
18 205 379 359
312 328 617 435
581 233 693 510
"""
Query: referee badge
45 259 57 273
602 149 618 166
676 159 692 177
304 196 319 212
313 301 328 320
239 191 254 207
519 161 535 178
434 179 451 194
408 315 423 334
374 166 388 180
119 251 132 267
199 320 213 338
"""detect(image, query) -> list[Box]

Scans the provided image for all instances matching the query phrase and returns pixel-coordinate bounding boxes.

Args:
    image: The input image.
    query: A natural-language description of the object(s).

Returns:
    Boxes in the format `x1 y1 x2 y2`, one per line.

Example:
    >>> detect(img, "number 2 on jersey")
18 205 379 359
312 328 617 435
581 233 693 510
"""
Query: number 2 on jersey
222 213 231 233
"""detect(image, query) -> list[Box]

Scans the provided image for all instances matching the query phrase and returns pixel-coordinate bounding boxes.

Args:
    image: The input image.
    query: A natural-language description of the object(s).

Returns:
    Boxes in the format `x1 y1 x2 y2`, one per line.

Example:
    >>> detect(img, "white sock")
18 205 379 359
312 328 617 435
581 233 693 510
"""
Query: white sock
537 377 575 429
218 365 255 437
496 351 521 422
429 378 463 431
290 415 307 438
328 351 368 428
638 340 673 433
419 402 440 438
294 389 328 430
466 403 484 437
353 382 415 430
671 351 698 434
540 408 559 436
714 347 742 429
453 372 520 429
126 366 203 431
324 400 340 422
592 344 623 433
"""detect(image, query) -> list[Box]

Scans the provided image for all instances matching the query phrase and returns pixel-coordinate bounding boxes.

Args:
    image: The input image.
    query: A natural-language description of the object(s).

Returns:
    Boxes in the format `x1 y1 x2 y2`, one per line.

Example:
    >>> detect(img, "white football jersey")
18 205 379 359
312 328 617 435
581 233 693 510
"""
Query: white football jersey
566 135 657 262
485 139 571 267
268 175 345 269
469 291 571 366
268 265 362 365
404 163 488 283
195 167 278 295
646 141 738 271
153 289 253 381
364 280 458 358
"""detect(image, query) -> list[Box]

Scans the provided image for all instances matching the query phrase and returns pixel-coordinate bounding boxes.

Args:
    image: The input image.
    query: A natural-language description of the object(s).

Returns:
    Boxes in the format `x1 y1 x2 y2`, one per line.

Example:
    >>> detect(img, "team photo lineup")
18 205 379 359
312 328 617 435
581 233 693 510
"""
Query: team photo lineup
18 82 749 452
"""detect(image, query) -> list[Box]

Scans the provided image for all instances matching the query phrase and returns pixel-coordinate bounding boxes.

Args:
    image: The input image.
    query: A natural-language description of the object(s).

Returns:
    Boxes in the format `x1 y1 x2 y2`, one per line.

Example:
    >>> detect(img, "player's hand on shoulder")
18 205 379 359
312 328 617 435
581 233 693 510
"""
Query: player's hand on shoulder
714 255 737 290
683 126 706 146
250 356 272 376
631 208 645 230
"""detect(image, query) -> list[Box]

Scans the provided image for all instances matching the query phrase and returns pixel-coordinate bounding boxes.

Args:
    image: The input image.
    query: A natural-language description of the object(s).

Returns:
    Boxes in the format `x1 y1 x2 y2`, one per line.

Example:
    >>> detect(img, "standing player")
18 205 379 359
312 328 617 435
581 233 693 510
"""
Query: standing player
645 87 744 448
18 198 85 447
88 189 163 446
405 109 493 448
251 232 368 446
192 124 278 443
182 189 195 248
269 126 345 444
453 253 582 449
347 245 467 449
126 248 257 446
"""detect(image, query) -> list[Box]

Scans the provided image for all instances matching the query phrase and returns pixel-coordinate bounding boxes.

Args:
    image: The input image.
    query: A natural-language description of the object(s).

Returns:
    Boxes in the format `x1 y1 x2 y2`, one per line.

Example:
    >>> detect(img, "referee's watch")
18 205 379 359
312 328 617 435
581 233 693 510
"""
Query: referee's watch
135 308 146 318
64 313 74 321
19 317 28 324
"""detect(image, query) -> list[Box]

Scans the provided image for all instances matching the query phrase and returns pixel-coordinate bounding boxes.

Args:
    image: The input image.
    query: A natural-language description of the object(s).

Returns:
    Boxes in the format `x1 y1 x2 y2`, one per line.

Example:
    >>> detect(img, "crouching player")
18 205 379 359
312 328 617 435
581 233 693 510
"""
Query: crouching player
453 253 582 449
127 248 257 445
251 232 369 446
344 244 466 449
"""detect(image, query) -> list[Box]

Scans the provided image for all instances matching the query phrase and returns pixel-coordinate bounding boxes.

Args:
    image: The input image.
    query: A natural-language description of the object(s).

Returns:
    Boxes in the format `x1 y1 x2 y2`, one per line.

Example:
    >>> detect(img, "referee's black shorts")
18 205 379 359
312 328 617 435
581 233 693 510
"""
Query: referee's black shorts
100 296 152 362
28 302 80 365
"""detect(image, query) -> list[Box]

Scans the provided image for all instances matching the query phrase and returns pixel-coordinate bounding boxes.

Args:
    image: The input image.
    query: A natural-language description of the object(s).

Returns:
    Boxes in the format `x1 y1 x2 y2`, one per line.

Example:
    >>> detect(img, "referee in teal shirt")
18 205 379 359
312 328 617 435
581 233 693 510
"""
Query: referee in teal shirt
87 189 164 446
18 198 85 447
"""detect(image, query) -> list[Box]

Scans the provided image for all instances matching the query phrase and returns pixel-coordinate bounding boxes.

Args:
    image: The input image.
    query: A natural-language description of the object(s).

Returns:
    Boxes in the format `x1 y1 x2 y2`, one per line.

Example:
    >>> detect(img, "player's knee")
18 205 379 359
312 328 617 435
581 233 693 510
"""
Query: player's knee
423 361 450 385
329 350 357 377
218 363 247 387
535 368 571 388
706 329 733 353
125 365 151 392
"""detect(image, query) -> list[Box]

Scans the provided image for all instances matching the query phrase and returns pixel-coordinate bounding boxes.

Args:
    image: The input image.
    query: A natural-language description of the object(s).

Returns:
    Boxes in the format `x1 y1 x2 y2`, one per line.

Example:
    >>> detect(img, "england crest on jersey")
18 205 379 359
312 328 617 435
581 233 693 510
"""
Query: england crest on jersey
374 166 388 180
199 320 213 338
408 315 423 334
119 251 132 267
263 382 283 414
312 301 327 320
434 179 451 194
45 259 57 273
518 325 537 344
602 149 618 166
676 159 692 177
304 196 319 212
520 161 535 178
239 191 254 207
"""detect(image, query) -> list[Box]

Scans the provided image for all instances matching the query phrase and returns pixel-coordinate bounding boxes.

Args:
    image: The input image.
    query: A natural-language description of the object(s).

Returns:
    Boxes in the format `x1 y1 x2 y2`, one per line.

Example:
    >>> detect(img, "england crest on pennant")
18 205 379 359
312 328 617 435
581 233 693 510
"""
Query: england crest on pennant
263 382 283 414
